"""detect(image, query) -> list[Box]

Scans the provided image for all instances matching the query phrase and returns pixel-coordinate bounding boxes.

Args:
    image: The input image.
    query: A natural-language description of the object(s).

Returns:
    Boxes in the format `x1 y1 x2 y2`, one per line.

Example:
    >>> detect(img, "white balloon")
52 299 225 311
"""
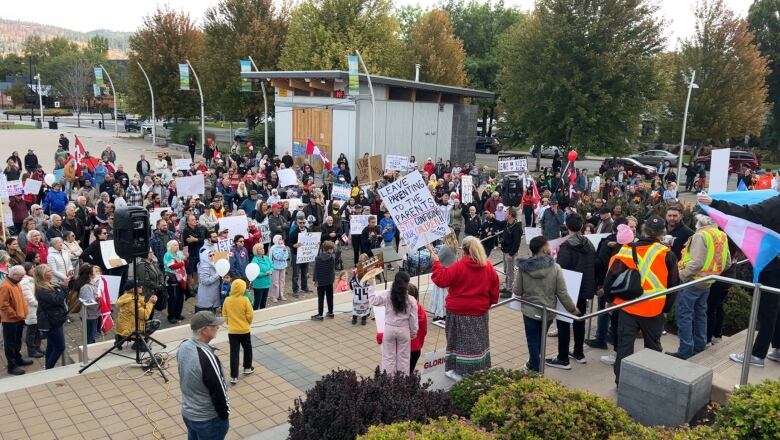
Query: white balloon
44 174 55 186
245 263 260 282
215 259 230 277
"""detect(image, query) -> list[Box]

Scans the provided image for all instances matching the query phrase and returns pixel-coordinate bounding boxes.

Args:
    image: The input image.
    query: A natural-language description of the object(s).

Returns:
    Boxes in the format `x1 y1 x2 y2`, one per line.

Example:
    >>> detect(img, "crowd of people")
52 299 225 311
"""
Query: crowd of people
3 134 780 439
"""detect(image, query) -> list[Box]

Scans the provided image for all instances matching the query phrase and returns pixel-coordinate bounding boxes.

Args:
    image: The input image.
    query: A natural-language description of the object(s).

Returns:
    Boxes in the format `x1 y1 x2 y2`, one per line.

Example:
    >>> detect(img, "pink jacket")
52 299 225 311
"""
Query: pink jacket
371 291 418 338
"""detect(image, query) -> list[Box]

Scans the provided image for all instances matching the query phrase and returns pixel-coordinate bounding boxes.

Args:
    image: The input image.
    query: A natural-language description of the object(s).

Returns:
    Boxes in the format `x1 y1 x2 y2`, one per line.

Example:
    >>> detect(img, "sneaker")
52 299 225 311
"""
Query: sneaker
28 351 44 359
729 353 764 367
444 370 463 381
569 351 587 364
600 354 616 366
244 367 255 375
280 296 287 301
352 316 357 325
271 297 278 303
230 377 238 385
544 357 571 370
302 289 313 294
7 367 25 375
547 329 558 337
500 290 512 299
665 351 686 359
311 314 324 321
521 361 531 372
765 349 780 362
361 317 367 326
326 312 335 319
584 339 608 350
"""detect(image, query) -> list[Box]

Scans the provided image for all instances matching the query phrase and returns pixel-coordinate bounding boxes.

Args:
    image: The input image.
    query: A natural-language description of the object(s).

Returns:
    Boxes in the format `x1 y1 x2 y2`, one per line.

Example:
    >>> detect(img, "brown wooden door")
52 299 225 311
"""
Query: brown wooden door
293 108 332 173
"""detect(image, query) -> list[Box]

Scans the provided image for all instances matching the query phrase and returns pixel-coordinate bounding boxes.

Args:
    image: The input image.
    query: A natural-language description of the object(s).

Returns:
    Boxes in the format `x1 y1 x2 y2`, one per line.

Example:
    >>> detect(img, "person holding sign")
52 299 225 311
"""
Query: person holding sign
286 214 312 297
370 271 419 375
312 241 337 321
429 236 499 381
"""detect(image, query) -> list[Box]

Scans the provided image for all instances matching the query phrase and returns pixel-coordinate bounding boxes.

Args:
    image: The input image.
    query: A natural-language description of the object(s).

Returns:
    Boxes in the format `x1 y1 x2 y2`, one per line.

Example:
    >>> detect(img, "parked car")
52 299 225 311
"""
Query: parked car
476 136 501 154
141 120 154 133
599 157 657 178
124 119 141 133
529 145 562 158
630 149 679 167
234 127 250 142
162 118 175 129
116 109 126 120
694 150 761 171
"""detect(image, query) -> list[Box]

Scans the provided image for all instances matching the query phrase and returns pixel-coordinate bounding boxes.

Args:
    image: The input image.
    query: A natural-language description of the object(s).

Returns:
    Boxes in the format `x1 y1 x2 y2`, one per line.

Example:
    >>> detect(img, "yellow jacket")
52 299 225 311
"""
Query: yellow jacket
223 280 253 334
115 293 155 336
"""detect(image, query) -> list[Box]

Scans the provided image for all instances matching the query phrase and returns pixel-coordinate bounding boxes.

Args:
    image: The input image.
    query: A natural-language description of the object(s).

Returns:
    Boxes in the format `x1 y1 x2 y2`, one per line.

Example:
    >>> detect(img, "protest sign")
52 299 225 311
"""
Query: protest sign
350 215 371 235
709 148 731 194
217 238 231 253
556 269 582 324
176 174 205 197
100 241 127 268
0 175 7 200
149 208 169 227
548 235 567 258
378 170 447 250
374 305 385 333
278 169 298 187
218 215 249 240
421 349 447 377
285 198 303 214
357 253 384 283
524 227 542 244
497 154 528 173
103 275 122 304
174 158 191 171
585 233 610 250
356 154 384 184
259 219 271 244
296 232 321 263
24 178 42 195
461 175 473 203
7 180 24 197
385 155 409 171
332 183 351 201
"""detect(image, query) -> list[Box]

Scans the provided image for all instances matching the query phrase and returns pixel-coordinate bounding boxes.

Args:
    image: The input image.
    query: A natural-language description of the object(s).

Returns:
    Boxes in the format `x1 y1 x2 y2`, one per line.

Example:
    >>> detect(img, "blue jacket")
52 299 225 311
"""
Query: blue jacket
239 198 256 218
42 190 68 215
270 244 288 270
251 255 273 289
229 245 250 279
379 217 396 243
94 164 107 186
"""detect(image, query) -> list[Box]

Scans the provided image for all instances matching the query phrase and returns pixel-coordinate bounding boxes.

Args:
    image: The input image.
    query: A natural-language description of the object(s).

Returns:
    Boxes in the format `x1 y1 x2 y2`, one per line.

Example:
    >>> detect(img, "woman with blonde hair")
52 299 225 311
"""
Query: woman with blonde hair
429 229 459 322
429 235 499 381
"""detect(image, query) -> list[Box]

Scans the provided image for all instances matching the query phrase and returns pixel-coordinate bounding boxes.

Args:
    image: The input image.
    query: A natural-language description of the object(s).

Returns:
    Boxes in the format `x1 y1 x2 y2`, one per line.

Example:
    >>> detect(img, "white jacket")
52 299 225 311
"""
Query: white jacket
47 247 73 286
21 275 37 325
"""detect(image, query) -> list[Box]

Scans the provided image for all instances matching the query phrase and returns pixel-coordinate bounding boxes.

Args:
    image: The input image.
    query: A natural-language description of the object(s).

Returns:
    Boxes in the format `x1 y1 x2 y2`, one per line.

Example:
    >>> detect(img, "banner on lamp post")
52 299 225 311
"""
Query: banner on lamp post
94 67 104 88
347 55 359 96
179 64 190 90
240 60 252 92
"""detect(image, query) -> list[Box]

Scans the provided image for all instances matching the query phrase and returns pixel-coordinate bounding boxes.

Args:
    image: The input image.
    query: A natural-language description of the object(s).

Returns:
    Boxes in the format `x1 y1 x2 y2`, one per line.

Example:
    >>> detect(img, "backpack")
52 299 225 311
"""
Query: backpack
606 244 643 301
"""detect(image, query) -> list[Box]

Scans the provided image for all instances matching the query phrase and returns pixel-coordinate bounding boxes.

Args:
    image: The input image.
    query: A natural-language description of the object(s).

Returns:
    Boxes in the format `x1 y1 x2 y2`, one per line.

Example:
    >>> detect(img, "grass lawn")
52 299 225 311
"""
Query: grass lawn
204 120 244 129
0 124 36 130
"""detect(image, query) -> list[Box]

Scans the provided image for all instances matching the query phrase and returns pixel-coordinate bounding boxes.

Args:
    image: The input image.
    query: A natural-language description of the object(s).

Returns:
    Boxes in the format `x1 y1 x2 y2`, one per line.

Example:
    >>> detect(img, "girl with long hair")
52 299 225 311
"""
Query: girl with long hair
35 264 69 369
73 264 101 344
370 271 419 375
429 229 459 321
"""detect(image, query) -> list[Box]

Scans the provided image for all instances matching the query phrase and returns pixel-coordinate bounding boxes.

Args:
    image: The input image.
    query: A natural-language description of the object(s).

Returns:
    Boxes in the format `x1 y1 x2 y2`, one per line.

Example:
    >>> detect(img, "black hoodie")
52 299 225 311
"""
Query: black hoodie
556 233 597 299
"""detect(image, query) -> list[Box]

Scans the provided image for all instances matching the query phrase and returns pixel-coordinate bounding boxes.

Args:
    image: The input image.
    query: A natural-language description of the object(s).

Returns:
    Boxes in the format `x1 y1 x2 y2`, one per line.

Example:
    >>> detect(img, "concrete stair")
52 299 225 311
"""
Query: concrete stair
688 329 780 403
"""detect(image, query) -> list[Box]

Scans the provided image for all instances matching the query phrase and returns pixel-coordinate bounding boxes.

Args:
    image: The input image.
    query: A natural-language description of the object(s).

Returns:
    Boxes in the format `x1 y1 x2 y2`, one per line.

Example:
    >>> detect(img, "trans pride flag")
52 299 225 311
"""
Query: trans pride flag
702 190 780 282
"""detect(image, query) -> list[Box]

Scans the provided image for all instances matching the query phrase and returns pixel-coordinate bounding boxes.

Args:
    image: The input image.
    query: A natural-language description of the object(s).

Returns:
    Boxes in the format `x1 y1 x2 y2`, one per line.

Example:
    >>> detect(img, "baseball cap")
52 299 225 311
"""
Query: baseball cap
190 311 223 331
645 215 666 231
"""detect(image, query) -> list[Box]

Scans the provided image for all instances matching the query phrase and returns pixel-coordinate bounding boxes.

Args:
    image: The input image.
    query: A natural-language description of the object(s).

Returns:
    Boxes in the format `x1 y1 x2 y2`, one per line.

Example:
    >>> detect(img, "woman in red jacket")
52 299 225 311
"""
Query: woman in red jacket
429 236 499 381
408 283 427 373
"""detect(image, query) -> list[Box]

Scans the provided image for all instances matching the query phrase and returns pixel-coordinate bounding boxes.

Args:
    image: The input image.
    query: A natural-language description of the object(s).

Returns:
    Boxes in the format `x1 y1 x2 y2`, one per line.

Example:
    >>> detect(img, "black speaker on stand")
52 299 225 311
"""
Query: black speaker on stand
79 207 169 381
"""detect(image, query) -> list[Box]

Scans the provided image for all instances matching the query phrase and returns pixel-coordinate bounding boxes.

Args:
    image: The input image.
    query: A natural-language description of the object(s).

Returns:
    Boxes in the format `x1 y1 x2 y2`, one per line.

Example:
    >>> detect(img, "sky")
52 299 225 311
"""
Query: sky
2 0 753 50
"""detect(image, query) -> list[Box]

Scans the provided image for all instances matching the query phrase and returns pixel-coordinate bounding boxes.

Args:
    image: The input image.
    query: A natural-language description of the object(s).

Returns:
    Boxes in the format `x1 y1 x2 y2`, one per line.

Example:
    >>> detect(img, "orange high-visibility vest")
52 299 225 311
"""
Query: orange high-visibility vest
609 242 670 317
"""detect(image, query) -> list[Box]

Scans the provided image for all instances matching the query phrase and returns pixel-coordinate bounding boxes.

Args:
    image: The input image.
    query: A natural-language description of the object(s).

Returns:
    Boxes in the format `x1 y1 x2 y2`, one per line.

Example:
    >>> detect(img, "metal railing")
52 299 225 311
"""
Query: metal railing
433 259 780 386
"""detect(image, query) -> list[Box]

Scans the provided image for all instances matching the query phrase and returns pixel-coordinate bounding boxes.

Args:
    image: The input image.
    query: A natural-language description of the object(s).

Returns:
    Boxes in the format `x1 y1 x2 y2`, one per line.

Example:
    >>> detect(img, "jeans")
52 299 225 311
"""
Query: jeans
556 295 588 362
523 315 552 372
675 285 710 358
86 318 99 344
2 321 24 371
503 254 516 290
752 283 780 359
253 288 269 310
523 205 533 226
290 252 309 293
26 323 41 356
183 416 229 440
317 284 334 316
228 333 252 379
44 326 65 369
707 281 728 342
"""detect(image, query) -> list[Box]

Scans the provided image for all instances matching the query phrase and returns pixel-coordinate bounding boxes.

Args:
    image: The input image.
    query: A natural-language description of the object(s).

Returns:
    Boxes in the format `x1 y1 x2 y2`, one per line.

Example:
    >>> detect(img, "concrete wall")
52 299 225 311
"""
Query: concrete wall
275 106 293 156
451 104 478 165
332 108 356 167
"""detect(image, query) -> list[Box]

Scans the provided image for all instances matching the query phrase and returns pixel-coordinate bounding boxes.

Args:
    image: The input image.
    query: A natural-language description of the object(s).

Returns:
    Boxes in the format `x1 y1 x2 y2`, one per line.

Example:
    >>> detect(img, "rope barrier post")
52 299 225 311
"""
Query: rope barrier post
539 307 548 376
739 283 762 386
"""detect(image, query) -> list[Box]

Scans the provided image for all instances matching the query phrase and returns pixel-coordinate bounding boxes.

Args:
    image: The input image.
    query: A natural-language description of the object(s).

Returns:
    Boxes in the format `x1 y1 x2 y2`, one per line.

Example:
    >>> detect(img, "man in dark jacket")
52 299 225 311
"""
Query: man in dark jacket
665 205 693 260
58 134 70 151
24 149 39 173
540 200 564 239
499 208 523 296
286 213 311 296
267 204 289 242
546 214 596 369
699 193 780 367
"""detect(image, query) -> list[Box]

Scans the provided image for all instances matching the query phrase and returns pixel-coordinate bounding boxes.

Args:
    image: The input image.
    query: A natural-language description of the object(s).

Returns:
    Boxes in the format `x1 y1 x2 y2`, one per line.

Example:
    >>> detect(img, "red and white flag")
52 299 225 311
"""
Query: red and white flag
72 135 86 176
98 276 114 333
311 145 332 171
306 138 315 155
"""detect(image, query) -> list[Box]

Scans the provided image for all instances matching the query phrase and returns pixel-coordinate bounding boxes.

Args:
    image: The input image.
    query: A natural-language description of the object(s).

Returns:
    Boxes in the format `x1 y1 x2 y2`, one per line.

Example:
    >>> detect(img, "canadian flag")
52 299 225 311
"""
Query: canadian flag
306 138 315 155
311 145 332 171
72 135 85 176
98 276 114 333
531 179 541 208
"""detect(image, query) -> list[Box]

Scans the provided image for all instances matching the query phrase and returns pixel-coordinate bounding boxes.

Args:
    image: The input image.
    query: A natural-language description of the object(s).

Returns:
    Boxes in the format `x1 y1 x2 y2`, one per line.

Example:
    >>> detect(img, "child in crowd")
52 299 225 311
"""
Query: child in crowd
220 273 233 305
270 234 289 301
114 281 161 350
351 254 372 325
371 271 419 375
312 241 337 321
335 271 350 293
222 279 254 384
408 283 427 373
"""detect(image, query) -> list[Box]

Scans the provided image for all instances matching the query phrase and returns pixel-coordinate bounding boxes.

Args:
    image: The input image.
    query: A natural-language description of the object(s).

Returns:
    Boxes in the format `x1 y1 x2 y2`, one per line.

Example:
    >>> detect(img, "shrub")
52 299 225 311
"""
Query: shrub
5 109 73 117
721 286 751 336
249 120 274 155
359 417 493 440
448 368 535 416
169 122 199 145
288 368 456 440
470 377 641 439
715 379 780 439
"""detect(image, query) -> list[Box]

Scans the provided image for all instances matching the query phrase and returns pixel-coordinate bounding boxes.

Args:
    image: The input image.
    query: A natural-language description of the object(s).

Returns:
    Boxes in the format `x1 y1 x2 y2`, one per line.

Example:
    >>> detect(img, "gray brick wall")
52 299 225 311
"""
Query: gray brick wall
451 104 477 165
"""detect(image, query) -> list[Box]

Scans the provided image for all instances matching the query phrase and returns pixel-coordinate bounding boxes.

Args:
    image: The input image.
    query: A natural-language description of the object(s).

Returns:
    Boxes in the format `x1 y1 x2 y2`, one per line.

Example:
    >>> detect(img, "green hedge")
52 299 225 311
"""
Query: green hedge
4 109 73 116
448 368 535 416
721 286 751 336
168 122 216 146
715 379 780 439
359 417 493 440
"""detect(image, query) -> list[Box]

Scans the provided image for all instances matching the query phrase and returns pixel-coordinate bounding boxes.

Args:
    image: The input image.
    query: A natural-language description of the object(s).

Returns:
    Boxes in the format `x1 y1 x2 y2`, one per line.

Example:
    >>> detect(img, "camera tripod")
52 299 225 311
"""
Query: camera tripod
79 260 169 382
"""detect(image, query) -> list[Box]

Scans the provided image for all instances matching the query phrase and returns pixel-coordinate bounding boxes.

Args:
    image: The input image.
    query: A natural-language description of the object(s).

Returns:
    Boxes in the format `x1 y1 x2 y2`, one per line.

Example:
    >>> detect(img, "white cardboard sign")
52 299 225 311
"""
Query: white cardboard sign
176 174 205 197
377 170 447 250
174 158 191 171
350 215 371 235
296 232 321 264
218 215 249 240
23 178 42 195
385 155 409 171
278 169 298 187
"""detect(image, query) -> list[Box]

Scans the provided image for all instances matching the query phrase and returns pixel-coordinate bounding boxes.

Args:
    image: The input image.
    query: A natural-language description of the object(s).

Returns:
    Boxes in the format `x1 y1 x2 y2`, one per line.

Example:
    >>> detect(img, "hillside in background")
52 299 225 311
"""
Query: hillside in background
0 18 130 59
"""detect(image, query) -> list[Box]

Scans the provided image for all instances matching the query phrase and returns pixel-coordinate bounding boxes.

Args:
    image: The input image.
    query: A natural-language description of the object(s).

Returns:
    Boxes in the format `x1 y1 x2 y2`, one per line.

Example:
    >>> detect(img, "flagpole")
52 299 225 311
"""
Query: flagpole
248 56 269 152
99 64 118 138
187 59 206 158
355 50 375 155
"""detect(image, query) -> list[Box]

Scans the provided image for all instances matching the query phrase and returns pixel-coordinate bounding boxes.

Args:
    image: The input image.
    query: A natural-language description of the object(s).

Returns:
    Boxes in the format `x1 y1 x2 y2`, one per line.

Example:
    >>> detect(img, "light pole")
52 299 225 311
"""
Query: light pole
99 65 118 137
355 49 376 155
137 62 156 145
677 70 699 187
35 73 43 124
28 55 34 121
247 56 269 152
186 59 206 156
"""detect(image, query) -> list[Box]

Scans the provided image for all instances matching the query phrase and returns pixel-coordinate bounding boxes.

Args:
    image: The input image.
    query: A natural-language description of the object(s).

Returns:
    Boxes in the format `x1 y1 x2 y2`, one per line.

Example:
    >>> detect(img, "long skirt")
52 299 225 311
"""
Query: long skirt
445 312 491 376
429 285 447 318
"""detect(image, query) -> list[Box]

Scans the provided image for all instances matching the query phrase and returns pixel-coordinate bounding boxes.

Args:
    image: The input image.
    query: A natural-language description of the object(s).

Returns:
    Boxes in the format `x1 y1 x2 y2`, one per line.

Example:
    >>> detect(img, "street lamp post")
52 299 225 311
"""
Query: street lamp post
35 74 43 124
99 64 118 137
677 70 699 187
355 50 376 155
137 62 156 145
28 55 34 122
186 59 206 156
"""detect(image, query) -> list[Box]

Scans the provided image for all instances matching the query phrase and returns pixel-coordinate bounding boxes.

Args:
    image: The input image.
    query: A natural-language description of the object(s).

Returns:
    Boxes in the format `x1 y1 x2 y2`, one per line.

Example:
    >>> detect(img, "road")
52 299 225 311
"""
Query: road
474 152 604 174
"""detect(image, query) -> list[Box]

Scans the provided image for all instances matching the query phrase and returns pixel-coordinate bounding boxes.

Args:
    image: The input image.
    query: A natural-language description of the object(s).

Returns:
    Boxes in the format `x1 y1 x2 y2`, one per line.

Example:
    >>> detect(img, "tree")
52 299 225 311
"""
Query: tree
201 0 289 125
407 10 468 86
54 55 92 127
127 7 204 120
280 0 405 77
498 0 664 156
660 0 770 152
0 54 25 79
8 81 27 107
397 4 423 42
748 0 780 150
86 35 109 60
